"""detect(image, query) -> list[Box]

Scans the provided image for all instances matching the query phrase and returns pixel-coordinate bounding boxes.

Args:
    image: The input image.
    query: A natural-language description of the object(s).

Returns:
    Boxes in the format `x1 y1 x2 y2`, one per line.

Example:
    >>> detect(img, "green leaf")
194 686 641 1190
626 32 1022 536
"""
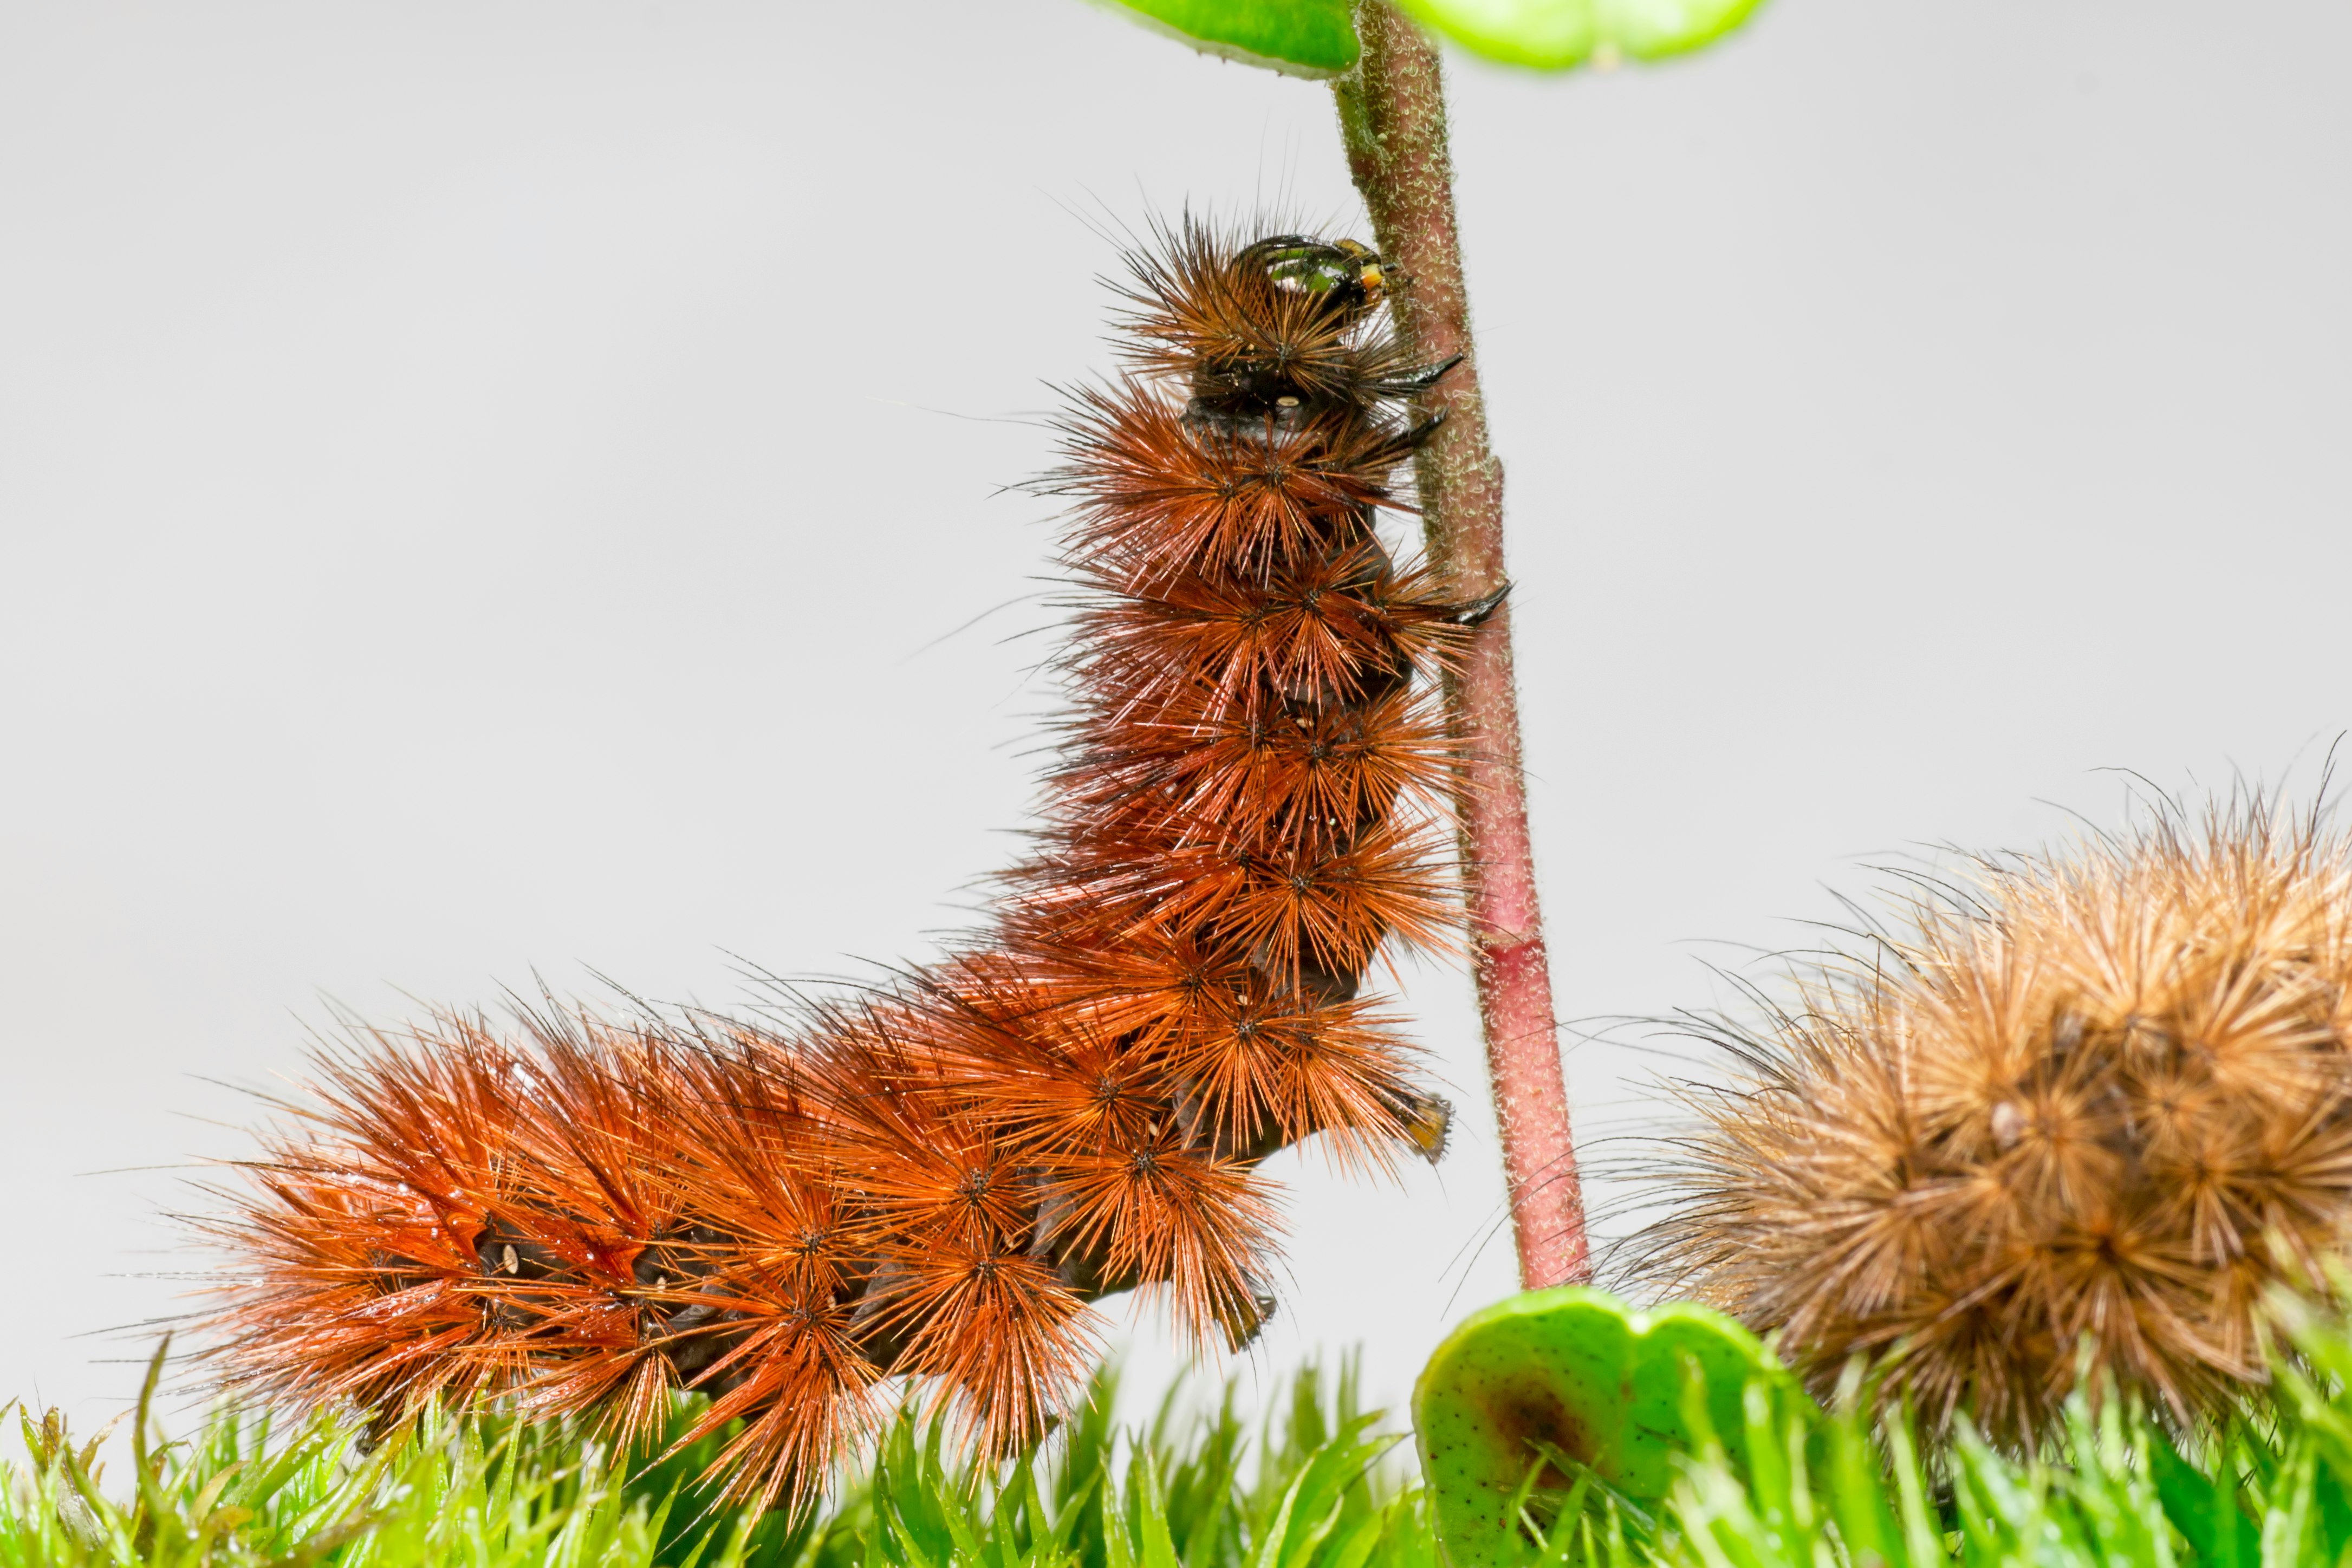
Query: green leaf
1393 0 1766 70
2149 1431 2260 1568
1412 1286 1794 1565
1134 1454 1184 1568
1092 0 1361 79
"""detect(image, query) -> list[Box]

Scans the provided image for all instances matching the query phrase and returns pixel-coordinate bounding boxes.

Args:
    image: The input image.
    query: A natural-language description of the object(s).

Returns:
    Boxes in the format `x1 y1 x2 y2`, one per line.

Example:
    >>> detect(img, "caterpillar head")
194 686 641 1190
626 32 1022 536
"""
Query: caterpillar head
1242 234 1387 322
1117 222 1422 423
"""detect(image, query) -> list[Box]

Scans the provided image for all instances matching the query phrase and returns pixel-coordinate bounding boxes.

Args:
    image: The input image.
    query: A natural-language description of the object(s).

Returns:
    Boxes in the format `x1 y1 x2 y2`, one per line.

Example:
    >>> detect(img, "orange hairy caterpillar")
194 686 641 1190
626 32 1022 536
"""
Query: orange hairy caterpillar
198 219 1483 1510
1628 795 2352 1447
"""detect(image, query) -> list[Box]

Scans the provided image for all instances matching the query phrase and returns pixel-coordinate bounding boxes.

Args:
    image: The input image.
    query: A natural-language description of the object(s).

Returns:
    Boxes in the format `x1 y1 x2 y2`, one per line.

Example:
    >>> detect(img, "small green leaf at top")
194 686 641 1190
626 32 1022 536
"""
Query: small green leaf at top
1094 0 1361 78
1413 1287 1798 1564
1394 0 1766 69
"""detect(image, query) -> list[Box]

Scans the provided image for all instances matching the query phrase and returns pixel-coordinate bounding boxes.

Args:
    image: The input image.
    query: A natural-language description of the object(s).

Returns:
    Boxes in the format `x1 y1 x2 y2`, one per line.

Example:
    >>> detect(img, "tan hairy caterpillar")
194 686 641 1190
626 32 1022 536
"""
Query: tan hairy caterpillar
200 218 1493 1509
1627 793 2352 1447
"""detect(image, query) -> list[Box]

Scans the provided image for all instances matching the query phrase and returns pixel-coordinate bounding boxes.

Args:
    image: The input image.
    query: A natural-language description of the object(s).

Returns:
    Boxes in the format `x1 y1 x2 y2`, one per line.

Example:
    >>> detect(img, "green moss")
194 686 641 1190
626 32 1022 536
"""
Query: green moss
11 1299 2352 1566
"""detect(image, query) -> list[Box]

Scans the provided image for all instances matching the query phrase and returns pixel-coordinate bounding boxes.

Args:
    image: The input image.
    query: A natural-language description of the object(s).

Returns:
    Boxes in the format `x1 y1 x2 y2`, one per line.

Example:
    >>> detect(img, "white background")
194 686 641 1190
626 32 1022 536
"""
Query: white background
3 0 2348 1445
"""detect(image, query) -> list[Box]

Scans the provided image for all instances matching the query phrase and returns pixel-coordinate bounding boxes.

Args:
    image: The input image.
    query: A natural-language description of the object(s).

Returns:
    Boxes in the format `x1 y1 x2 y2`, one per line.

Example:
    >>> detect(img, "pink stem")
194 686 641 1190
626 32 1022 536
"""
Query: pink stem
1333 0 1590 1289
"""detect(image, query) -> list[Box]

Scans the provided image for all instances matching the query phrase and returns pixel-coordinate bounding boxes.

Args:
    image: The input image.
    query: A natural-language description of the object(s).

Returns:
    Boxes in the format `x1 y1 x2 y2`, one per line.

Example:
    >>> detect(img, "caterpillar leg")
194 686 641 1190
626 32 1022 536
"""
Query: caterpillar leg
1446 582 1512 627
1368 352 1466 397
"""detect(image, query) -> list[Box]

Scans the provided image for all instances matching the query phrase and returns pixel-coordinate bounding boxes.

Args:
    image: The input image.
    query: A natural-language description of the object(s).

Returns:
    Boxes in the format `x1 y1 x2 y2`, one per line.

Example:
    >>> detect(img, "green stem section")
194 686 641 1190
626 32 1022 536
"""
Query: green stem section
1333 0 1590 1288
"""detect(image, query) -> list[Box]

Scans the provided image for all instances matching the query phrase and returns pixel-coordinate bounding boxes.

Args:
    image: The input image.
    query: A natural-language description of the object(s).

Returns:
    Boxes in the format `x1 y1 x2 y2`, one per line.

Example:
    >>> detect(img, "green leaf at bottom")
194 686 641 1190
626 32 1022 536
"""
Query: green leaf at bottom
1413 1287 1795 1564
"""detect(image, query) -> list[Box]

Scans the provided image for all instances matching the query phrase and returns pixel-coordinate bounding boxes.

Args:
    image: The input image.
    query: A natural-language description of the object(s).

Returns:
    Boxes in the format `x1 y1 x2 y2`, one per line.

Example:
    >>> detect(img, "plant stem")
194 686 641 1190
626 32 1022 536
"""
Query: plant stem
1333 1 1590 1289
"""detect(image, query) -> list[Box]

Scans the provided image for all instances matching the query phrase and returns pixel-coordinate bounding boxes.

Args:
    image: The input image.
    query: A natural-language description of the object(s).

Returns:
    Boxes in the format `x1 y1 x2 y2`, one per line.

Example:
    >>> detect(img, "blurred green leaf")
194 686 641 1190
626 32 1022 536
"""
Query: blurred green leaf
1094 0 1361 77
1412 1287 1792 1565
2149 1430 2260 1567
1092 0 1761 80
1392 0 1765 70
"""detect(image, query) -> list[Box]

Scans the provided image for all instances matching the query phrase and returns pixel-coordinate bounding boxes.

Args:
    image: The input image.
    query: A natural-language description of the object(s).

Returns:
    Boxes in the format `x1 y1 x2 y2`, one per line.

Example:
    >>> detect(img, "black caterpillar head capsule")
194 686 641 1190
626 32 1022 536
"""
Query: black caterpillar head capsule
1241 235 1388 322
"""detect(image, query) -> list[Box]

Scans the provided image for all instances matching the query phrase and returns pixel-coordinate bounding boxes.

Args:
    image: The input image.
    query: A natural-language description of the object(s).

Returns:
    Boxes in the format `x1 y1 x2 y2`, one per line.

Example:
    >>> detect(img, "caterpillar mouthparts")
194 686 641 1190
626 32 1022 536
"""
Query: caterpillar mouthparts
199 217 1476 1510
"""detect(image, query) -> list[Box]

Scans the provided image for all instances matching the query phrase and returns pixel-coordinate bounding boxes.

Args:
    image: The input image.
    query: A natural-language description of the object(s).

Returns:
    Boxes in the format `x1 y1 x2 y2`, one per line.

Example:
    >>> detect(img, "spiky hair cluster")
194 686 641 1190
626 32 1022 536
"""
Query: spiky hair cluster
1632 797 2352 1445
201 218 1473 1509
